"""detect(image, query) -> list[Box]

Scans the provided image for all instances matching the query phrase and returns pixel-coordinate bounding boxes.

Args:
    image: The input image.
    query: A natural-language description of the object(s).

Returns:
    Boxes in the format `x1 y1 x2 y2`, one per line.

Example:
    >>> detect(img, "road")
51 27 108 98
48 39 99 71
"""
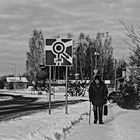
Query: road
0 92 87 122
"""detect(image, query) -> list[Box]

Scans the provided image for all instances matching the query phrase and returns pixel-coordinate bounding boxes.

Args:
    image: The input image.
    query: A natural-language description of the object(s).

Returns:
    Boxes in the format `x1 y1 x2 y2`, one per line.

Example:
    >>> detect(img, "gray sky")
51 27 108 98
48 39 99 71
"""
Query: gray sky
0 0 140 76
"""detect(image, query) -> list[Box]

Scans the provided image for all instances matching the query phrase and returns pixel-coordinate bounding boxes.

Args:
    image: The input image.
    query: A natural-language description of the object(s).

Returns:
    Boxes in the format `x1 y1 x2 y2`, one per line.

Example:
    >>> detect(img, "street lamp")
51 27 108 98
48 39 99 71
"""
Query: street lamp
73 42 78 75
74 45 79 80
8 63 16 77
100 32 111 79
114 59 117 91
94 51 100 71
122 67 126 81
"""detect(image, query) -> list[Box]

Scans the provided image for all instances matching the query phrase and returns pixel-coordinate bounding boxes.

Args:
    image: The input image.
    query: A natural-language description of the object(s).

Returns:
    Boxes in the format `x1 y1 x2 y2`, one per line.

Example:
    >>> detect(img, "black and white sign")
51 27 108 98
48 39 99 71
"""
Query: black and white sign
45 38 73 66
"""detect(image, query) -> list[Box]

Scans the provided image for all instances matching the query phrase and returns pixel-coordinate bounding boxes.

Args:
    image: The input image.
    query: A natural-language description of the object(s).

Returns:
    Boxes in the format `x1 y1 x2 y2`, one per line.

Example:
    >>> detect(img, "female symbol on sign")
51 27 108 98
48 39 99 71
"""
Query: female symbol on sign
52 42 65 65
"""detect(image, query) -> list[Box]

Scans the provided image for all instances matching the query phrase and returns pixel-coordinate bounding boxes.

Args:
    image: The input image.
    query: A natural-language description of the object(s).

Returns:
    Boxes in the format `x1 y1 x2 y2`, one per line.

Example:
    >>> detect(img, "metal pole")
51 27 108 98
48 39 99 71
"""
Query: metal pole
95 52 97 70
89 102 92 124
76 48 78 74
65 66 68 114
9 63 16 77
49 66 51 114
114 59 117 91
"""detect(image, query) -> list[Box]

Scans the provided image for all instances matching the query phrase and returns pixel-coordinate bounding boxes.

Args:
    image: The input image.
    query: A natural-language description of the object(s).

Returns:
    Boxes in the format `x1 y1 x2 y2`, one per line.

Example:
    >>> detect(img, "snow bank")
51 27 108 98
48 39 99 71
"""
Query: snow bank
0 101 89 140
0 96 13 101
109 104 140 140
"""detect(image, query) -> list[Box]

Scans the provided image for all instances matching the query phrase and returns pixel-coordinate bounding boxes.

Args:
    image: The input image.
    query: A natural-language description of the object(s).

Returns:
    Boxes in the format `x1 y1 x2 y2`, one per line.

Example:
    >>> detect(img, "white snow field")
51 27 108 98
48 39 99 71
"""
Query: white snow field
66 103 140 140
0 89 89 140
0 100 89 140
0 88 140 140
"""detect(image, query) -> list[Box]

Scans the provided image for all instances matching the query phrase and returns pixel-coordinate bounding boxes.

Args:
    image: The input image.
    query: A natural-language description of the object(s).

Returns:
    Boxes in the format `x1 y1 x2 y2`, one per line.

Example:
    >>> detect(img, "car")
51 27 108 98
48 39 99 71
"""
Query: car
108 91 121 103
27 86 35 91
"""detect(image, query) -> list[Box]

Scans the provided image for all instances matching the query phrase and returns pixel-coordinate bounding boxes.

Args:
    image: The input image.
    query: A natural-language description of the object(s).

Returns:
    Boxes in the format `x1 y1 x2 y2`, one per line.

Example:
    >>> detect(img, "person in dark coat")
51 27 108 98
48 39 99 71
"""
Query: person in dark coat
89 75 108 124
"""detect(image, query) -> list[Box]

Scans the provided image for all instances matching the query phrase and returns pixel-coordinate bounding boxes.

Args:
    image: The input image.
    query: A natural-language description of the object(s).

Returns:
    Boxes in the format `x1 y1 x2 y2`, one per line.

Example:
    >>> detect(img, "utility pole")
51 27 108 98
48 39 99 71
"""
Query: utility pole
94 52 99 77
8 63 16 77
95 52 97 70
114 59 117 91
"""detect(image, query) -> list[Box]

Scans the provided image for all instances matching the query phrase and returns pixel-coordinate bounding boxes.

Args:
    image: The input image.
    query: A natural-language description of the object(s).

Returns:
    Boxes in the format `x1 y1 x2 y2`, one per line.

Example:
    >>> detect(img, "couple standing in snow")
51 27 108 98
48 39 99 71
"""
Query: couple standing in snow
89 75 108 124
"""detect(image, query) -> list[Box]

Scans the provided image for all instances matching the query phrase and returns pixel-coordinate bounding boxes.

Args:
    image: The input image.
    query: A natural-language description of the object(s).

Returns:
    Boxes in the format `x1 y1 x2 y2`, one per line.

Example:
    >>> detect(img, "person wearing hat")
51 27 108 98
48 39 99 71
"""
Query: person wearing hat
89 75 108 124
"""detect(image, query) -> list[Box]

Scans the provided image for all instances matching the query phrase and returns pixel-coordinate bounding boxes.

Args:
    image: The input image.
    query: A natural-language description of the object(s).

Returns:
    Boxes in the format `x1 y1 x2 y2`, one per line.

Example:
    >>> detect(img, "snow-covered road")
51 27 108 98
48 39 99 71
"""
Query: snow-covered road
66 104 140 140
0 98 89 140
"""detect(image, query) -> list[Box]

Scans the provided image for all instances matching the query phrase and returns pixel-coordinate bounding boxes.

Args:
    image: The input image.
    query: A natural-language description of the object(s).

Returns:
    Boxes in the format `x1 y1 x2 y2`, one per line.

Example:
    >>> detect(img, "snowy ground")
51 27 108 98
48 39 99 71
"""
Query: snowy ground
0 100 89 140
0 89 89 140
66 103 140 140
0 88 140 140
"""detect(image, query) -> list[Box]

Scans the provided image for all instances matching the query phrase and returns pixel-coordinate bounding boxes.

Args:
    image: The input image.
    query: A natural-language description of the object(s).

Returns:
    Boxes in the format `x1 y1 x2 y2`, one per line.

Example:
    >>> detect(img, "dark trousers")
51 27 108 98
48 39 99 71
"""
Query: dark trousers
93 105 103 122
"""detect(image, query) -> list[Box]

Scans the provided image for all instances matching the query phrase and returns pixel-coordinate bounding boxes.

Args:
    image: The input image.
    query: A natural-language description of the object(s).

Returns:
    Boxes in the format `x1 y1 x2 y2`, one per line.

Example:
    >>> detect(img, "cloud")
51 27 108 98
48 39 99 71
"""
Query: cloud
0 0 139 74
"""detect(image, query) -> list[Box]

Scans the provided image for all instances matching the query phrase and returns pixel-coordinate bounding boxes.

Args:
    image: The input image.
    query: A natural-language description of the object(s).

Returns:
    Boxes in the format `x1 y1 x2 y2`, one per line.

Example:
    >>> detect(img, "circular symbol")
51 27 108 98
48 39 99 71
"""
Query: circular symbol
52 42 65 54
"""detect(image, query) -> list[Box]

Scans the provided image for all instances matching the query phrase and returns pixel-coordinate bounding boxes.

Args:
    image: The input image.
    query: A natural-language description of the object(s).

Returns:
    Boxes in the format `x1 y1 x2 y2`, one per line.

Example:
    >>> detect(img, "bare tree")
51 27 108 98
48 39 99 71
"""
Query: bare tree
120 21 140 81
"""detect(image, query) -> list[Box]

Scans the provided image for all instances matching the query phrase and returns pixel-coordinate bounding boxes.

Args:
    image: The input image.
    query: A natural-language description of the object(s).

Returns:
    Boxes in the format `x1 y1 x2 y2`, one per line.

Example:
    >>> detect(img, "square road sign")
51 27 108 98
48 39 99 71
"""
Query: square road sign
45 38 73 66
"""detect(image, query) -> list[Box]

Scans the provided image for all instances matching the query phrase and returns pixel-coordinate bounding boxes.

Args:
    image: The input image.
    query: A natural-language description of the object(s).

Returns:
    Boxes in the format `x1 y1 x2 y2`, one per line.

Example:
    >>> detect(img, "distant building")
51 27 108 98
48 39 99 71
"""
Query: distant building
5 77 28 89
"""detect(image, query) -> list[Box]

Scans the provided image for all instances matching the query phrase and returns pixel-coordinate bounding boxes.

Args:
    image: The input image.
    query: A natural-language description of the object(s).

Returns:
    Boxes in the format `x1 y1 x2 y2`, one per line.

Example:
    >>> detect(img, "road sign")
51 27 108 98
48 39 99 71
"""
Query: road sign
45 38 73 66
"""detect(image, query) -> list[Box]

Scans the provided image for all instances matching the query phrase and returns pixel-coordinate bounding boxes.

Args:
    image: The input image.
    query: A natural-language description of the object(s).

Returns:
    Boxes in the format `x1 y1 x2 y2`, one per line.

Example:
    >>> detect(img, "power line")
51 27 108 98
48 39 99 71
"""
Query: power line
0 57 26 61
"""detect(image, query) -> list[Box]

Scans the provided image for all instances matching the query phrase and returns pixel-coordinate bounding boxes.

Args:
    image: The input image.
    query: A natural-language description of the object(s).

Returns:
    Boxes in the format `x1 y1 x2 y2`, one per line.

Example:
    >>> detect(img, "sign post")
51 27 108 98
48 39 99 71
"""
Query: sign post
114 59 117 91
49 66 51 114
45 38 73 114
65 66 68 114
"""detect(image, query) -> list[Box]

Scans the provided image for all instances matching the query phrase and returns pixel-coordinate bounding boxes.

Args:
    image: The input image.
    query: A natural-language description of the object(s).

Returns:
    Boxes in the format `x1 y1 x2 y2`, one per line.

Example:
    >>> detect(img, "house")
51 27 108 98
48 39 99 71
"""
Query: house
5 77 28 89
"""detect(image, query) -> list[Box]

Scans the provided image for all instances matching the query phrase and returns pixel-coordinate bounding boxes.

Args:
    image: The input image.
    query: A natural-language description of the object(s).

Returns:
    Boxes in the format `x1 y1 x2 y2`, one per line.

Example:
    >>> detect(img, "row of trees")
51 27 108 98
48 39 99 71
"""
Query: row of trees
25 30 125 85
70 32 114 80
1 22 139 90
0 28 129 89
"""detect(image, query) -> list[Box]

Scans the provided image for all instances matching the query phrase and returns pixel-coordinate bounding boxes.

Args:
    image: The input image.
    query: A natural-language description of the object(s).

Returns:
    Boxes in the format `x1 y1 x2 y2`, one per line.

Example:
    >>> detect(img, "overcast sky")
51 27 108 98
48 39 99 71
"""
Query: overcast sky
0 0 140 76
